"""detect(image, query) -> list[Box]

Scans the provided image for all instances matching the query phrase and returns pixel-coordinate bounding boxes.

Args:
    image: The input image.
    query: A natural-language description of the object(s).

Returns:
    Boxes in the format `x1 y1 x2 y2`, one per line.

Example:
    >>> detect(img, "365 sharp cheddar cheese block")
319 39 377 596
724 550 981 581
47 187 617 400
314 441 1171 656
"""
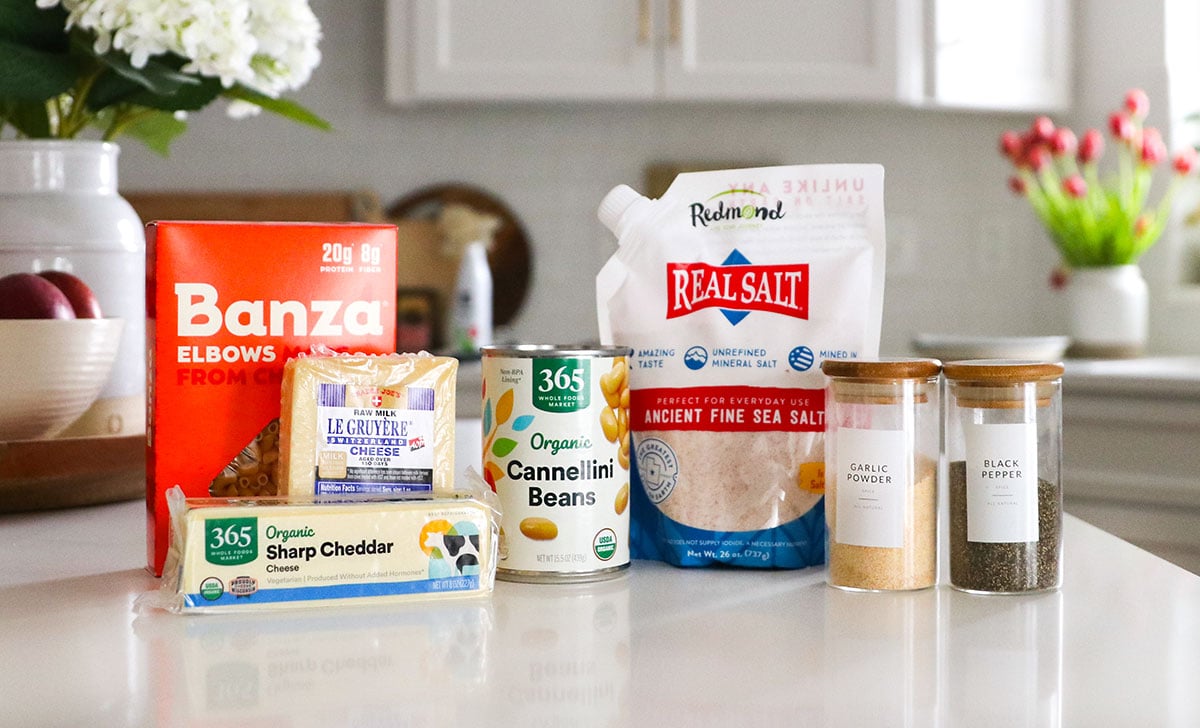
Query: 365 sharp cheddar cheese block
144 487 498 613
147 221 398 576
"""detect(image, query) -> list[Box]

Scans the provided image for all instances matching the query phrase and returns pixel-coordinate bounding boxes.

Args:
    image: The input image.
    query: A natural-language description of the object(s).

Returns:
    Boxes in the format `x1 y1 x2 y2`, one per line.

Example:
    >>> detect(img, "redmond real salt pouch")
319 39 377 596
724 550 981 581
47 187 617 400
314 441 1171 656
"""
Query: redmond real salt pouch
595 164 886 568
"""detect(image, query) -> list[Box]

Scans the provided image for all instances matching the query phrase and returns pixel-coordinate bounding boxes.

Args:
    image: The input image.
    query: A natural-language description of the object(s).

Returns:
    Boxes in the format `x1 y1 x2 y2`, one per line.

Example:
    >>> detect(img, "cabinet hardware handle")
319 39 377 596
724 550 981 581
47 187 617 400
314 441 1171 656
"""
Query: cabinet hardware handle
637 0 652 44
668 0 681 45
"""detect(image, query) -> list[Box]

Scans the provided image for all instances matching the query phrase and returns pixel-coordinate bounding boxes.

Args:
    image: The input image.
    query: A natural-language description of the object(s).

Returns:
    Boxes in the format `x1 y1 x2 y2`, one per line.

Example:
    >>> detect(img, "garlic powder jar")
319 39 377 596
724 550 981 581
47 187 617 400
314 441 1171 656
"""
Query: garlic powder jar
821 358 941 591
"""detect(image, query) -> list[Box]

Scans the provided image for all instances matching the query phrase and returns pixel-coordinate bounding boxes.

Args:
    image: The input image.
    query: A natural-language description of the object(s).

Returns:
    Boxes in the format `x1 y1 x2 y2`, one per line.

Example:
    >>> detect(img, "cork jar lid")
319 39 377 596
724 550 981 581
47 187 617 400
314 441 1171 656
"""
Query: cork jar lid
822 358 941 405
942 359 1064 383
821 357 942 380
943 360 1063 409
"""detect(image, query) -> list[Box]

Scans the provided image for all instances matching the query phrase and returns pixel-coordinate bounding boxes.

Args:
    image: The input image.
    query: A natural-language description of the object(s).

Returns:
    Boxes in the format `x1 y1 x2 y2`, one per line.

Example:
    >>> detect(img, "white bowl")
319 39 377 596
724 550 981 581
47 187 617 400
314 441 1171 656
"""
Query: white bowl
0 318 124 441
912 334 1071 362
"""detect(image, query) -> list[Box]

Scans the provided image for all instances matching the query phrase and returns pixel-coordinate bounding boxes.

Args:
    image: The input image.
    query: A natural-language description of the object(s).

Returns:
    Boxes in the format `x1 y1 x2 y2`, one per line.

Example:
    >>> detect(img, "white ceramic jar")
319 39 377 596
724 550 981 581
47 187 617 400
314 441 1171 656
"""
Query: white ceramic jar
0 140 145 436
1064 264 1148 358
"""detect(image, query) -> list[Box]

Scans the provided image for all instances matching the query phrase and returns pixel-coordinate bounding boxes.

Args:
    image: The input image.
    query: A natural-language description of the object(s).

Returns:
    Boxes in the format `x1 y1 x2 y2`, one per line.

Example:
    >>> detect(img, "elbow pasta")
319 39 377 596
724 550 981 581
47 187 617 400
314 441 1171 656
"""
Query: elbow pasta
208 419 281 497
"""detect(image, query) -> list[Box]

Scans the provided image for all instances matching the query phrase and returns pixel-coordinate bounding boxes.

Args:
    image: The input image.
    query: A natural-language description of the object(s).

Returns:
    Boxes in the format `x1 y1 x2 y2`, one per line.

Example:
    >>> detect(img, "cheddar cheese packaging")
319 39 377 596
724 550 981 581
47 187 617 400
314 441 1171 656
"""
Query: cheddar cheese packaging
279 350 457 496
146 221 398 576
140 482 499 613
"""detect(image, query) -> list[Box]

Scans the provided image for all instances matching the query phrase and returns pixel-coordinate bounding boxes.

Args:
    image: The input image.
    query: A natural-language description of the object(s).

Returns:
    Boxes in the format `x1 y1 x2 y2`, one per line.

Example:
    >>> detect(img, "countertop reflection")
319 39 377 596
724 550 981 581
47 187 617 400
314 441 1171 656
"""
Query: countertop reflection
3 502 1199 726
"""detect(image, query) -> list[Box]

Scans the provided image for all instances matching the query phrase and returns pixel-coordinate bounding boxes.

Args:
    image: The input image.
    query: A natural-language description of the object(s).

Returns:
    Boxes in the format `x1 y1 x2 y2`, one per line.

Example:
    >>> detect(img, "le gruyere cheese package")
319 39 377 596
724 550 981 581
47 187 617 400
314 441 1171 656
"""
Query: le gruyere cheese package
139 482 499 614
278 350 457 496
147 221 398 576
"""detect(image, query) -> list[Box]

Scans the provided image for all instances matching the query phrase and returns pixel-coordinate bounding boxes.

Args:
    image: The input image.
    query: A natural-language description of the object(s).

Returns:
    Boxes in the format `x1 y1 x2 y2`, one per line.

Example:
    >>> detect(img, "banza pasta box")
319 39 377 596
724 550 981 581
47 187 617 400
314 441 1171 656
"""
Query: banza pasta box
146 221 398 575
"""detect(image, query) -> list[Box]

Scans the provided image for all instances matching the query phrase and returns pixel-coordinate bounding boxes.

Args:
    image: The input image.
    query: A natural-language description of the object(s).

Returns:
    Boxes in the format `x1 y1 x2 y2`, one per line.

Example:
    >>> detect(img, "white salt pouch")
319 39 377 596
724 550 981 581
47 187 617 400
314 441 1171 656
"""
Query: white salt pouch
596 164 885 568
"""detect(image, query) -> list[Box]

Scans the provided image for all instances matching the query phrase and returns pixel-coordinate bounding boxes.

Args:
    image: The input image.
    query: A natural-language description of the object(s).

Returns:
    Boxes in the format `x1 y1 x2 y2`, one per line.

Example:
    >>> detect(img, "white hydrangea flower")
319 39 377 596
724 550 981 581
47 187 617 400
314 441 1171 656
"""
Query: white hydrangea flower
39 0 321 106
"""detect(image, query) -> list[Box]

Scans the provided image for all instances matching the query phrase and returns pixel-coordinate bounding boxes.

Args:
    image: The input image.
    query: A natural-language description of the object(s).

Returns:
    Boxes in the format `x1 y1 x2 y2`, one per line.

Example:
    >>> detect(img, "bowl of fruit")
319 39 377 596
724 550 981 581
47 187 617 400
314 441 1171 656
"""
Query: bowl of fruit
0 271 123 441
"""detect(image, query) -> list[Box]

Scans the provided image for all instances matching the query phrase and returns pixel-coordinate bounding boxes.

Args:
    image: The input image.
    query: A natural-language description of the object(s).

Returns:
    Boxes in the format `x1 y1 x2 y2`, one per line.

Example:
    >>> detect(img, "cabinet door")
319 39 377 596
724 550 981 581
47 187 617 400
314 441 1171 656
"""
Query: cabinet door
399 0 657 101
930 0 1070 111
660 0 923 102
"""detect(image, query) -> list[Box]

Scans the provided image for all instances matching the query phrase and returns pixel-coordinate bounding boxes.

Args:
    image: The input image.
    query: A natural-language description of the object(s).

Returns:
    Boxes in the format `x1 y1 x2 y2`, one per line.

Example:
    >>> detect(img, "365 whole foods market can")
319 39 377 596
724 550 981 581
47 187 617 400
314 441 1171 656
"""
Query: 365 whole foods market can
481 345 633 582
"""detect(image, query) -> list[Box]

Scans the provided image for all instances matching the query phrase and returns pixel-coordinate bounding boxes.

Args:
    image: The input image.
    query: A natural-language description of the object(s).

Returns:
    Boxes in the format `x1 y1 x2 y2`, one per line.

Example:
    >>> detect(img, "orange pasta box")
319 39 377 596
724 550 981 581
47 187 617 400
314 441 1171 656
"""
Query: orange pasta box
146 221 399 575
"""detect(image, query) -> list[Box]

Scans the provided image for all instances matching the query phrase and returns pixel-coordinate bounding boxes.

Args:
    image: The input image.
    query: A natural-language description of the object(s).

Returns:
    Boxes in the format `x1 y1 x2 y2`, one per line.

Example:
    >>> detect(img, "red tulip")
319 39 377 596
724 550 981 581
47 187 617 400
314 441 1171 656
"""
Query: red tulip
1030 116 1055 142
1008 176 1027 195
1109 112 1135 142
1078 128 1104 163
1135 214 1152 237
1124 88 1150 118
1173 147 1198 175
1000 130 1023 160
1049 266 1069 291
1140 127 1167 165
1050 127 1077 156
1025 145 1050 171
1063 175 1087 198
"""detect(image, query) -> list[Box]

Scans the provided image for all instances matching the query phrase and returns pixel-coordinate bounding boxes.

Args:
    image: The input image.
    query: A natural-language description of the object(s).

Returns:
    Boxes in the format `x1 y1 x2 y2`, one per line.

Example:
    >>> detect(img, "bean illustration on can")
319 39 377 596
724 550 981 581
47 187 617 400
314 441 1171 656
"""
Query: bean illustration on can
481 345 632 582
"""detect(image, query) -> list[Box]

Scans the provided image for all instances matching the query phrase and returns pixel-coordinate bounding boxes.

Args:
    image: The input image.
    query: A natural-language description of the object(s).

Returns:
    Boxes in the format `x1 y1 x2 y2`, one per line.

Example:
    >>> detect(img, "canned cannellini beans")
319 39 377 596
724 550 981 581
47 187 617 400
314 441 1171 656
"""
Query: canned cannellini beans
481 345 632 582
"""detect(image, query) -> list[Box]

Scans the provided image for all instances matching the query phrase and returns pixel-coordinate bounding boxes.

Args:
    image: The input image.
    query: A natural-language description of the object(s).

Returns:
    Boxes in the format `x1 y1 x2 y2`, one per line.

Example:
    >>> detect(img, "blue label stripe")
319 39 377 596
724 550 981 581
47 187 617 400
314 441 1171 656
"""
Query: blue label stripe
185 574 480 608
318 383 346 407
406 386 435 411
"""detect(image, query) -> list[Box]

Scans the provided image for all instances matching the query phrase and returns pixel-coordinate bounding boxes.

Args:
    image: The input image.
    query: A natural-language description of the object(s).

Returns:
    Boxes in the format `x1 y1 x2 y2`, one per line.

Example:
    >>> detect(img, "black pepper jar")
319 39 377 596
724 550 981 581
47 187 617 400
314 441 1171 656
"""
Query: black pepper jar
943 360 1064 594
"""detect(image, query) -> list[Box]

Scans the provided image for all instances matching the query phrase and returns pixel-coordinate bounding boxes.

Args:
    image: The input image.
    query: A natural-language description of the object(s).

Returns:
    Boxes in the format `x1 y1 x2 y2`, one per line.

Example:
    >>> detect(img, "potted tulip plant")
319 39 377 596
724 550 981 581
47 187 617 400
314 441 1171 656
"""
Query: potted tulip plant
1000 88 1198 357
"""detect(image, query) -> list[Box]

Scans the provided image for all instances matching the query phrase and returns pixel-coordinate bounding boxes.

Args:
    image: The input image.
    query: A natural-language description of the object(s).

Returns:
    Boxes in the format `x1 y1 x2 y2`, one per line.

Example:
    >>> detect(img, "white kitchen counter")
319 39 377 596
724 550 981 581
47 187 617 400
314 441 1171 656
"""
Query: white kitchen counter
3 498 1199 727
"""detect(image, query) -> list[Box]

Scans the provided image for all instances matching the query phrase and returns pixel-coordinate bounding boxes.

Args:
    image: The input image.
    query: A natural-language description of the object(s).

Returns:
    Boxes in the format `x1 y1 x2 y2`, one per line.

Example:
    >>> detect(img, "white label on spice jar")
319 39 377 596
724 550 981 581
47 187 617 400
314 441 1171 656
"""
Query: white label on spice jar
964 423 1039 543
835 427 906 548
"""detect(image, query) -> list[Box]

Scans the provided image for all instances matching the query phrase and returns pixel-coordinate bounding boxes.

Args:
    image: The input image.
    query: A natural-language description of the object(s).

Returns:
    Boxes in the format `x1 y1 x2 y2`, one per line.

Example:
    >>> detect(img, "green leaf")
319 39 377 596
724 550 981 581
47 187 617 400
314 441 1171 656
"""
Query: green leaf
0 40 75 100
119 109 188 156
0 99 50 137
491 438 518 458
0 0 69 51
224 84 332 131
91 50 204 101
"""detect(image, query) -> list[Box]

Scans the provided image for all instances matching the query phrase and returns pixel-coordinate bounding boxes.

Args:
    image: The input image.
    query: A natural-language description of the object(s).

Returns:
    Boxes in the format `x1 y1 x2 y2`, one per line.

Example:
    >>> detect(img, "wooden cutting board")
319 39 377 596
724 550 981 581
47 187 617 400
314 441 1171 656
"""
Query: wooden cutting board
124 189 385 223
388 183 532 329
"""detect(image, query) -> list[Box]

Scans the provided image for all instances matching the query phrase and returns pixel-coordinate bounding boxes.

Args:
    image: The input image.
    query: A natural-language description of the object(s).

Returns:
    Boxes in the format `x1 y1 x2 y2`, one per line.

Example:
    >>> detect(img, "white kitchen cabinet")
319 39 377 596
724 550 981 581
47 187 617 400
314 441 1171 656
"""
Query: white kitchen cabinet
660 0 922 102
390 0 657 101
386 0 1068 110
386 0 922 104
1062 359 1200 574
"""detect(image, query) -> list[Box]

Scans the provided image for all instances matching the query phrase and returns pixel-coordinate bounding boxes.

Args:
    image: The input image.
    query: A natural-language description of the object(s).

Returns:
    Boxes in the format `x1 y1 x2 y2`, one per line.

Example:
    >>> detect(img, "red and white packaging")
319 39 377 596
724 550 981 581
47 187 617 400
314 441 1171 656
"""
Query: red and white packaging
596 165 886 569
146 221 398 575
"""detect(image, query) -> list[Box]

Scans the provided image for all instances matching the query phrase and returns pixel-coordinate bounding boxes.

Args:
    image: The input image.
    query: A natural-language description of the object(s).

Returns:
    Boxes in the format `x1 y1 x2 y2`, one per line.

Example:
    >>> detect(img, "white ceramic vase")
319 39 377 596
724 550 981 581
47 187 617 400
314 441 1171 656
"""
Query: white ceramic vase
1064 265 1148 359
0 140 145 436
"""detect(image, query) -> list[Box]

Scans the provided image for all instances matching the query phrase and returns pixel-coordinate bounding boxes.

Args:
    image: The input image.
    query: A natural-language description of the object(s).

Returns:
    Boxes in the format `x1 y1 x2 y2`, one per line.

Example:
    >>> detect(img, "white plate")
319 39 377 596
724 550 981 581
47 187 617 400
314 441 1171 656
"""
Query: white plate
911 334 1071 362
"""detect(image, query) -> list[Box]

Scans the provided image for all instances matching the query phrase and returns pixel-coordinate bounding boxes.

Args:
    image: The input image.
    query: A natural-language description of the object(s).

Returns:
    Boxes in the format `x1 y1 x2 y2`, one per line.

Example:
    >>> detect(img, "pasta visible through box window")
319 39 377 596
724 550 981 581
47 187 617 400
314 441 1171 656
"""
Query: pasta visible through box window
208 419 280 497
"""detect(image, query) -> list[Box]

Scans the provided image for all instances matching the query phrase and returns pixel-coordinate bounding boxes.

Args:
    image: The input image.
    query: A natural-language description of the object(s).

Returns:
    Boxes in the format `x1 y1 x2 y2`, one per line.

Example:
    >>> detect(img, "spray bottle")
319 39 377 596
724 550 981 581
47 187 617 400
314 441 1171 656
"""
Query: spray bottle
439 204 499 357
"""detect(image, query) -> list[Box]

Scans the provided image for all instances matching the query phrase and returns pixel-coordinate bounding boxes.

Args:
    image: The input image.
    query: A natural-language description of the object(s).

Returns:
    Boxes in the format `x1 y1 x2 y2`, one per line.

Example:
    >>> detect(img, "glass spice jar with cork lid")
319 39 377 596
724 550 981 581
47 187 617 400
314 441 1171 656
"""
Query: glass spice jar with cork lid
943 360 1064 594
821 358 941 591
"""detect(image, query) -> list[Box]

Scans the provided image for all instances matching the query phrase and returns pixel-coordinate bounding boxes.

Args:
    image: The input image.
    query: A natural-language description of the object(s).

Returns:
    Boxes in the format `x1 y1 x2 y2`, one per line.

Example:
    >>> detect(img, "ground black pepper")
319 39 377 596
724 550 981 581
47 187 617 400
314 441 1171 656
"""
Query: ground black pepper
949 460 1062 592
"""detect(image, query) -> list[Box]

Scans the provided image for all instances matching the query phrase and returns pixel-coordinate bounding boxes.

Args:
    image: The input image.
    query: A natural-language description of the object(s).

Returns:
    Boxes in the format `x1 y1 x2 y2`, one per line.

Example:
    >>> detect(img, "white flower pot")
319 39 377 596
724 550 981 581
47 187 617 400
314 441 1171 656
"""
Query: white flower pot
1064 265 1148 359
0 141 145 436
